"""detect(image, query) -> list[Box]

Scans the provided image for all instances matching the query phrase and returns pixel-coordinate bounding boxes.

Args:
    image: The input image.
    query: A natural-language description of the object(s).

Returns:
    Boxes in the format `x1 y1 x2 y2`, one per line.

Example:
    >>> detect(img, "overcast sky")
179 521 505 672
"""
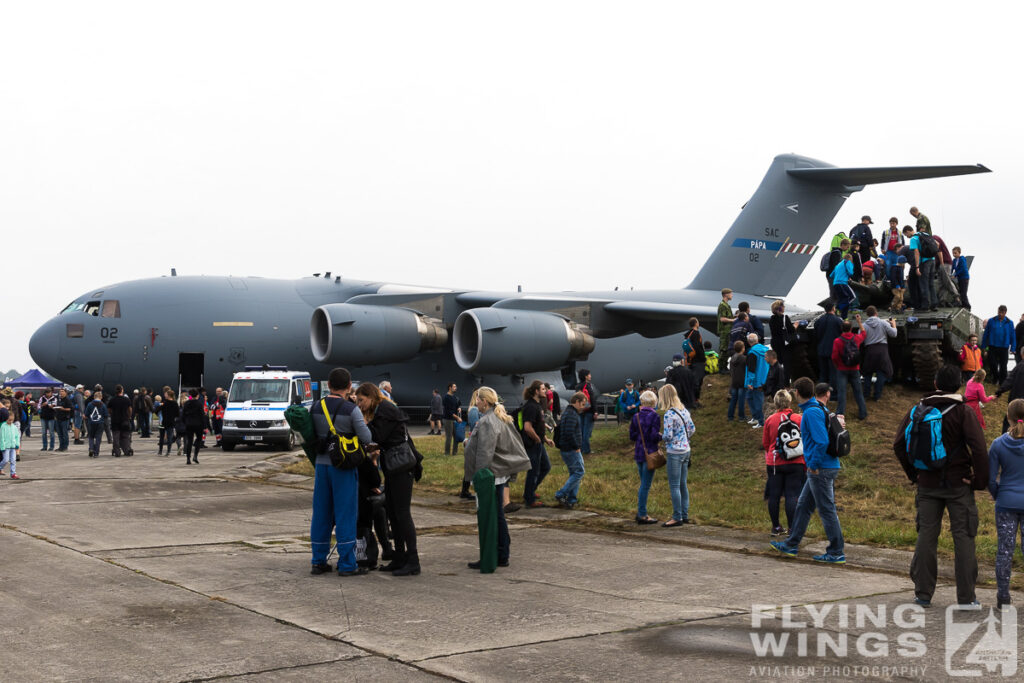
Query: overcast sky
1 2 1018 373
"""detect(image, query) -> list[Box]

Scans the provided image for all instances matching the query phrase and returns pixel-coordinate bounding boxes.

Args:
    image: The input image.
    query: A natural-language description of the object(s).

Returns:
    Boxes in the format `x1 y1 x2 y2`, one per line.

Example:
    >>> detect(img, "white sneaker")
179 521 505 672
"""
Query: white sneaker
747 418 758 425
751 423 763 430
954 600 982 611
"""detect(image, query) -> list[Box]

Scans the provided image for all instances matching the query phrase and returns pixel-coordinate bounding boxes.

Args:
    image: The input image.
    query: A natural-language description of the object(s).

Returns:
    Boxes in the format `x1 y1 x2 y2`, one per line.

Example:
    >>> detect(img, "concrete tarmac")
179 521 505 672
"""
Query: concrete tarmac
2 431 1020 681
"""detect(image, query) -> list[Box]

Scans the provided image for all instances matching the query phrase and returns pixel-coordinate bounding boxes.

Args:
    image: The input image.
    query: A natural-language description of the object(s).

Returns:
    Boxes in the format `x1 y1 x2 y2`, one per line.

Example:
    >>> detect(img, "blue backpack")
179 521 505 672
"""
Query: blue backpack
905 402 956 471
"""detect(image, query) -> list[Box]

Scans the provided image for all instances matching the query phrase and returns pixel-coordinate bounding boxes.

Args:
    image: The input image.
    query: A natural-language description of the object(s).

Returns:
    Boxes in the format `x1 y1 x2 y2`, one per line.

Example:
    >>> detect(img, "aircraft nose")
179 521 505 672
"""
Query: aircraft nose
29 317 62 376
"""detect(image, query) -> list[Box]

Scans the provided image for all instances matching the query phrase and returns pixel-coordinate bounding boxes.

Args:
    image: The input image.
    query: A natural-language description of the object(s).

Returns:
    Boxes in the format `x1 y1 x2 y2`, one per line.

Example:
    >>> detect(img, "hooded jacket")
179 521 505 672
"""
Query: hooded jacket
893 392 988 489
744 343 769 389
989 433 1024 512
464 408 531 481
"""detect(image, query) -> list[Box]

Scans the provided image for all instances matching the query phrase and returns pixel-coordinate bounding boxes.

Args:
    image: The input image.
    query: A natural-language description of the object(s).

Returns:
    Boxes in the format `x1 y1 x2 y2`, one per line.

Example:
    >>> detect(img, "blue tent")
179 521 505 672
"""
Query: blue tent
3 369 63 389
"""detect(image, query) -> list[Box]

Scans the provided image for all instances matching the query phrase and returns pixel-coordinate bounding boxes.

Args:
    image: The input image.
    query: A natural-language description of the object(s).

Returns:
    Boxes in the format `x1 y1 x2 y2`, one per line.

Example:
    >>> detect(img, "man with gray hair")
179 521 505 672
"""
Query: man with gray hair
379 381 393 402
744 333 770 429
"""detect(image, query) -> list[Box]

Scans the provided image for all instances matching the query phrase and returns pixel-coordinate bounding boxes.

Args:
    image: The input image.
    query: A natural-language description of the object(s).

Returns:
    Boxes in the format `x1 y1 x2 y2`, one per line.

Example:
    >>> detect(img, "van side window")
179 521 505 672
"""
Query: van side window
101 300 121 318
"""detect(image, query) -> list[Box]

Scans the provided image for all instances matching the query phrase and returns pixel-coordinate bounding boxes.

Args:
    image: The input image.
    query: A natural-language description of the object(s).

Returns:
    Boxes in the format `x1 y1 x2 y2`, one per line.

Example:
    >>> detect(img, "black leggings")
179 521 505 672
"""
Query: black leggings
182 426 204 459
384 469 418 565
765 464 807 529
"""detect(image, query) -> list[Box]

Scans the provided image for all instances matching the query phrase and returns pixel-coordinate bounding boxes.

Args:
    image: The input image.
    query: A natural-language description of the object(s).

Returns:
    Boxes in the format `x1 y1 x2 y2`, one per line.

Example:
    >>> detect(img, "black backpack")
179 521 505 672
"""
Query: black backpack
917 233 939 258
839 336 860 367
816 401 851 458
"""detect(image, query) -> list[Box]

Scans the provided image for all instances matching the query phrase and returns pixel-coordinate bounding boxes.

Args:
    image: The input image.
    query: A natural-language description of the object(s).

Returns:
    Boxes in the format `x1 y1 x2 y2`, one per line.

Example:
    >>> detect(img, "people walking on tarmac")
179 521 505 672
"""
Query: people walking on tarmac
983 305 1015 387
894 365 988 609
657 384 696 527
428 389 443 436
107 385 133 458
181 389 205 464
554 392 588 510
727 341 748 422
830 252 857 319
576 369 598 455
463 386 530 572
683 317 707 401
910 206 931 234
860 307 897 401
442 383 463 456
157 389 180 456
210 387 227 447
965 370 996 429
54 387 73 451
1 403 21 479
616 380 640 421
745 333 769 429
988 399 1024 611
355 382 420 577
717 288 735 361
762 389 806 536
737 302 764 343
72 385 85 445
814 302 843 390
849 215 874 263
308 368 375 577
771 379 846 564
520 380 553 508
84 391 108 458
132 388 153 438
959 334 984 386
832 318 868 420
94 384 113 444
630 391 661 525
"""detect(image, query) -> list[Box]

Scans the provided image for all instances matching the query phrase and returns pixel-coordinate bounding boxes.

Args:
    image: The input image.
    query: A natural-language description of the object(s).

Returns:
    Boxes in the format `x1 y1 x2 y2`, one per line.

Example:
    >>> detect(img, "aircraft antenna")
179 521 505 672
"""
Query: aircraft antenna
171 268 177 277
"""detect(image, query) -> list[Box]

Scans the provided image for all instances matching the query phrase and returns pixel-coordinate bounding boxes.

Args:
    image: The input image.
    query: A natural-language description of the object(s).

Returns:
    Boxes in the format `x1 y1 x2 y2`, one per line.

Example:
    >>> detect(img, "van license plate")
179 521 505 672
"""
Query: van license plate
243 436 263 441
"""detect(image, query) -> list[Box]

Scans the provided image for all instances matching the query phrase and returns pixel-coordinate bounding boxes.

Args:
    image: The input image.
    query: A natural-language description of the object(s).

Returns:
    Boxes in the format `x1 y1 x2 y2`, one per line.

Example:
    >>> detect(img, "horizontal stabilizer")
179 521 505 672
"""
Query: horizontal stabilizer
787 164 990 187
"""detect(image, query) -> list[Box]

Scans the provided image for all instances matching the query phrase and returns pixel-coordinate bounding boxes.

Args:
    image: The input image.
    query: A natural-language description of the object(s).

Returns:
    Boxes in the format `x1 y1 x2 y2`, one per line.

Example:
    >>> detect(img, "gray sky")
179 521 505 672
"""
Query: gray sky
2 2 1019 373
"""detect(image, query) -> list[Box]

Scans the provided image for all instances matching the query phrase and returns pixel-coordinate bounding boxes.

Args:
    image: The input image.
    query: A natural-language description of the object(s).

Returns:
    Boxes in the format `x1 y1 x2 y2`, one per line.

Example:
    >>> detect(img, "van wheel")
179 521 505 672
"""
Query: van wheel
286 430 298 451
221 441 236 452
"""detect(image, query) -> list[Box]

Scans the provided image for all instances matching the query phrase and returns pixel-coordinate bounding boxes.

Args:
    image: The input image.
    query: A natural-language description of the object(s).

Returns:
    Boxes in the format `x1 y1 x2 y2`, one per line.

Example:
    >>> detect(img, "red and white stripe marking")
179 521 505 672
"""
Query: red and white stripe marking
780 242 818 255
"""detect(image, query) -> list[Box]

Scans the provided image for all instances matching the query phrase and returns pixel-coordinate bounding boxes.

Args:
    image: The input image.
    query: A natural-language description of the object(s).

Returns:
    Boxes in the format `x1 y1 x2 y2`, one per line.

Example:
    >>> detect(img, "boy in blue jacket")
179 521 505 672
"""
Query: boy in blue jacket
771 379 846 564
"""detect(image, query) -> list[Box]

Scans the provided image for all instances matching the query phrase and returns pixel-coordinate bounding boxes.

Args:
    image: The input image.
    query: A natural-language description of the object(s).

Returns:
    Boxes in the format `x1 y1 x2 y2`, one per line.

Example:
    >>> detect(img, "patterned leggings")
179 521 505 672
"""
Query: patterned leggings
995 509 1024 599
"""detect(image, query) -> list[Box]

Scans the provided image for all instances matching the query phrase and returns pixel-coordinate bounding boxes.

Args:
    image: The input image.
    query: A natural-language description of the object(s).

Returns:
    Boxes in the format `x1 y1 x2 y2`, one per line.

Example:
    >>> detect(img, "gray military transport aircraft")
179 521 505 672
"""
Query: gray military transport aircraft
30 154 989 406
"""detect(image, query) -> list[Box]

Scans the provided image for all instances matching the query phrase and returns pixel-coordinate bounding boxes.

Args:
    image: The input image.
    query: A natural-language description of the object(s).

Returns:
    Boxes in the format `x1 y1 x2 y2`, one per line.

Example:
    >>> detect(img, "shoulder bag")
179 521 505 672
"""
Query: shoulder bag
637 414 665 471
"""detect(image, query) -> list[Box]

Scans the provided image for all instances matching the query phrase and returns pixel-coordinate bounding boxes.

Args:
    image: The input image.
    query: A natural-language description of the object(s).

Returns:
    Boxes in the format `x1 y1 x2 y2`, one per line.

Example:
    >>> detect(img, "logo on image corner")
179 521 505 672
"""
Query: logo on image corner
945 605 1017 677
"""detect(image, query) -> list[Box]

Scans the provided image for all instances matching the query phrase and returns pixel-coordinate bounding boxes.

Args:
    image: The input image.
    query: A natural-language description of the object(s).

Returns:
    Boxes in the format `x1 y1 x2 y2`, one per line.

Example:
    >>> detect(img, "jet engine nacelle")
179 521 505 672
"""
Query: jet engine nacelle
453 308 595 375
311 304 448 366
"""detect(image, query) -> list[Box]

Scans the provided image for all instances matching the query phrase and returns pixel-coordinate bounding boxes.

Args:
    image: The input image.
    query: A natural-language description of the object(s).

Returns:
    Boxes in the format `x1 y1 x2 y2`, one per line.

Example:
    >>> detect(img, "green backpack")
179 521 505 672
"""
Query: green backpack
704 350 720 374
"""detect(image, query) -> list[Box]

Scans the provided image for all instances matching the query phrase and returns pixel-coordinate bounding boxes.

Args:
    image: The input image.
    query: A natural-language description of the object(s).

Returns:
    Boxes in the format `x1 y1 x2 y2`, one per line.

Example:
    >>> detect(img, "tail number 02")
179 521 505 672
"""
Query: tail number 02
100 327 119 339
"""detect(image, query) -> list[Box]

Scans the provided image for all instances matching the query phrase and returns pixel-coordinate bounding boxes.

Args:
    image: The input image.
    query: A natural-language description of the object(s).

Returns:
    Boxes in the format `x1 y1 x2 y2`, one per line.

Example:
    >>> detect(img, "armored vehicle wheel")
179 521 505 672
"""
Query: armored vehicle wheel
912 341 941 390
787 342 817 383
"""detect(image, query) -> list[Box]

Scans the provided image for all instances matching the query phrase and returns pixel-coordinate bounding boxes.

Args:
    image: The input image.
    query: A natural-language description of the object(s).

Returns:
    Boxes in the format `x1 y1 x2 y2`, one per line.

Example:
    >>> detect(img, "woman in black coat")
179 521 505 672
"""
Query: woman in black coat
355 384 419 577
158 389 180 456
181 389 205 465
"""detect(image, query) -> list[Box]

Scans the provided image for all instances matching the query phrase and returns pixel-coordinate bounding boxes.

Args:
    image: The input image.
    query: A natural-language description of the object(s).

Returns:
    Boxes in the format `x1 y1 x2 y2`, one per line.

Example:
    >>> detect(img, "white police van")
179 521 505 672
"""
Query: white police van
221 366 314 451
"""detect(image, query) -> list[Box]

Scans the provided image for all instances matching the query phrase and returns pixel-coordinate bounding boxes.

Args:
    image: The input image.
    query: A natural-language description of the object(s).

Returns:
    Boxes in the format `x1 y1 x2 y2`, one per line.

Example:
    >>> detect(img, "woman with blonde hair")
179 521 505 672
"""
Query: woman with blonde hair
988 399 1024 610
629 390 662 524
657 384 696 527
463 387 530 571
761 389 806 536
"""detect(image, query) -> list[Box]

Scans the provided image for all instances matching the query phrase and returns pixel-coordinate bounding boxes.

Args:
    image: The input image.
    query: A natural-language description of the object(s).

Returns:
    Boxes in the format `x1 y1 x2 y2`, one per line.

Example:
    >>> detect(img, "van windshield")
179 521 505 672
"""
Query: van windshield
229 379 291 403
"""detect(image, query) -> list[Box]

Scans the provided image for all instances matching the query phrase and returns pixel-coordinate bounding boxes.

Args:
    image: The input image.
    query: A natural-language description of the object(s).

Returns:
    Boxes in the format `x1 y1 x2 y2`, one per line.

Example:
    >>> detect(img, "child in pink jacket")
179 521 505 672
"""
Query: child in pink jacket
965 369 995 428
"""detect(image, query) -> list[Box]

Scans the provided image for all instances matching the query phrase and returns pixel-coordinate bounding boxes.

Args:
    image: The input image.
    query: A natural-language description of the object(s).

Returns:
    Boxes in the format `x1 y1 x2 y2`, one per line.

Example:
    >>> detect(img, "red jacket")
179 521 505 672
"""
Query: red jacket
762 409 805 467
832 331 866 371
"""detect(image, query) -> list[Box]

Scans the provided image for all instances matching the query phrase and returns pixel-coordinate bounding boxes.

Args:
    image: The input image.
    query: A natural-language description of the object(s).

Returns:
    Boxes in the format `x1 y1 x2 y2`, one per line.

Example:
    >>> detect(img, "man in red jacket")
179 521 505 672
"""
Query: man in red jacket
831 316 867 420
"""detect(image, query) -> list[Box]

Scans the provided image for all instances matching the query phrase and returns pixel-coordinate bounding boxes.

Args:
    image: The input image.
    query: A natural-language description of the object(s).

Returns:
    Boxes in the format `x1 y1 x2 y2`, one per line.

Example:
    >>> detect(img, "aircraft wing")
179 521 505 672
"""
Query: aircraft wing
602 301 722 320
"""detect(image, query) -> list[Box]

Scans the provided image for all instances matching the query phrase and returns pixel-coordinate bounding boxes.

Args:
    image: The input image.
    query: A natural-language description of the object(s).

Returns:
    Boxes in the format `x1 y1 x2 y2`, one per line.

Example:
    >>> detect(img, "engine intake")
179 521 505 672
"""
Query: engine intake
453 309 594 374
311 304 448 366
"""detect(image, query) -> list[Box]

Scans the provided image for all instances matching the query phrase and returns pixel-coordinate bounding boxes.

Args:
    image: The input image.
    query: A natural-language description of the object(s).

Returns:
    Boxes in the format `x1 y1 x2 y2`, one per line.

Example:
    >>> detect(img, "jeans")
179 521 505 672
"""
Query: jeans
556 449 585 505
989 347 1009 387
41 418 56 449
957 277 970 309
666 451 691 521
139 413 151 438
636 461 655 517
917 259 936 309
1 448 16 476
522 441 551 504
158 426 177 452
87 423 104 455
834 369 867 419
783 468 844 557
818 355 836 389
311 463 359 571
911 486 978 604
727 387 747 420
995 509 1024 600
765 463 806 529
746 389 765 425
861 371 889 401
56 419 70 449
580 412 594 454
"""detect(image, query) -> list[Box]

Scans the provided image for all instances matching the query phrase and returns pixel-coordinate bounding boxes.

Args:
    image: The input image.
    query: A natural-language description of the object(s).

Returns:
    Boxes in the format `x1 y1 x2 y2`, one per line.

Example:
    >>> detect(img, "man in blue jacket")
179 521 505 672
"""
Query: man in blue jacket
815 302 844 390
744 334 769 429
982 306 1015 386
771 379 846 564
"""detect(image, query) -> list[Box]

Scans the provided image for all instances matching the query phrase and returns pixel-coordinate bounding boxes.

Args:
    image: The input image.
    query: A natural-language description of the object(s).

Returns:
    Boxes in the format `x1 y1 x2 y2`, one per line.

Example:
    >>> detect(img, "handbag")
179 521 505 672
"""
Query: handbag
382 440 417 475
637 413 666 471
453 420 466 443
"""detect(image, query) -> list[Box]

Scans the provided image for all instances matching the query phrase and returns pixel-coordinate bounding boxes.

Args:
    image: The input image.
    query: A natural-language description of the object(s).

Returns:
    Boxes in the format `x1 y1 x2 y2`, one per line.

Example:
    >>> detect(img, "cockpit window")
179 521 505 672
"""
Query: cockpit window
61 302 85 314
84 301 101 316
100 300 121 318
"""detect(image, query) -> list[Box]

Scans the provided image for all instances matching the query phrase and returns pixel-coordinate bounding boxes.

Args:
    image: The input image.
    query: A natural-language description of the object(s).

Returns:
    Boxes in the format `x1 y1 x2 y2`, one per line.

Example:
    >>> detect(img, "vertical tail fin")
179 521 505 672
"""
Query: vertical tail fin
686 154 989 296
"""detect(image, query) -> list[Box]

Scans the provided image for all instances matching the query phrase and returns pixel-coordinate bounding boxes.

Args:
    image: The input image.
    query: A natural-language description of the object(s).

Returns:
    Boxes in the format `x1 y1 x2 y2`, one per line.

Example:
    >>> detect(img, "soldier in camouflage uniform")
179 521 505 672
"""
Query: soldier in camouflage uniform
910 206 931 234
717 288 735 370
